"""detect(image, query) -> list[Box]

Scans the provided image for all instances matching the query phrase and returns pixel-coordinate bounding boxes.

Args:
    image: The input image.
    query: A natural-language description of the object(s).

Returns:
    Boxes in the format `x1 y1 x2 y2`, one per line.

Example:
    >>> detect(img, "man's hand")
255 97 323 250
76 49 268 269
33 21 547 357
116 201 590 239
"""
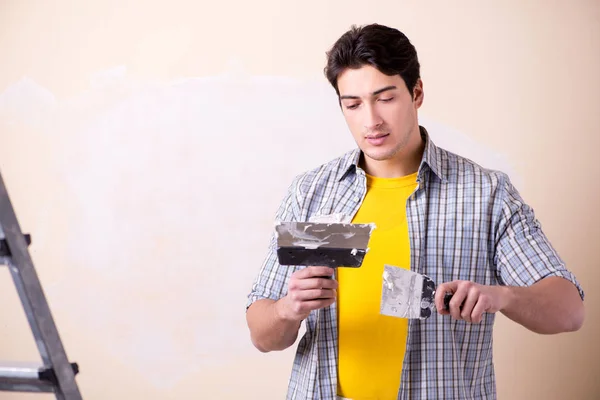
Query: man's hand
276 266 338 322
434 280 510 323
246 266 337 352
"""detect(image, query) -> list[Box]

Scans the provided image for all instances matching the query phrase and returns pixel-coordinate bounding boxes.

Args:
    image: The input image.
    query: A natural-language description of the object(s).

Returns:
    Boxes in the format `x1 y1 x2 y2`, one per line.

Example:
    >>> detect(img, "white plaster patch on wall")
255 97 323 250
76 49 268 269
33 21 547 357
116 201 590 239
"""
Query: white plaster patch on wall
420 116 524 190
0 66 521 389
0 77 56 125
89 65 128 89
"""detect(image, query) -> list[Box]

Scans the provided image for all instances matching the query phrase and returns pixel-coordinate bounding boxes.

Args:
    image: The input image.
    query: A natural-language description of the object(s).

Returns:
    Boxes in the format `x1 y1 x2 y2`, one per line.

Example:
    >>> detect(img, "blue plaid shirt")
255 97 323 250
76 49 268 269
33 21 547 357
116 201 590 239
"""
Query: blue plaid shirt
246 126 584 400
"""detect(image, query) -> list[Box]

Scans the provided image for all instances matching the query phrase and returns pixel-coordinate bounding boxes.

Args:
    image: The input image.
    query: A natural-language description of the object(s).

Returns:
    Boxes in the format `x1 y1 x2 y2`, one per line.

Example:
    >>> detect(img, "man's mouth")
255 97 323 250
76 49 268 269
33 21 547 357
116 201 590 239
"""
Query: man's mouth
365 133 390 145
366 133 389 139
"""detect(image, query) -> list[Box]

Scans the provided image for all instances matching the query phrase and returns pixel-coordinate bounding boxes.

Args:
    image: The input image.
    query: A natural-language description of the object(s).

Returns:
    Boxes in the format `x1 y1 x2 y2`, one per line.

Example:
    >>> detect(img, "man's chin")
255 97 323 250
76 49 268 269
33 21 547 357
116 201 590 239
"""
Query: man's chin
362 147 397 162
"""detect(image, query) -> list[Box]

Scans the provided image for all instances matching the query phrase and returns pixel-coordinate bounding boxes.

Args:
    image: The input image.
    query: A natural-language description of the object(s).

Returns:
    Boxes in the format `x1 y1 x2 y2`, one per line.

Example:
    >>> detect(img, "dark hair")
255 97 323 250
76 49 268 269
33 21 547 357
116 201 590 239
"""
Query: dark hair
324 24 421 97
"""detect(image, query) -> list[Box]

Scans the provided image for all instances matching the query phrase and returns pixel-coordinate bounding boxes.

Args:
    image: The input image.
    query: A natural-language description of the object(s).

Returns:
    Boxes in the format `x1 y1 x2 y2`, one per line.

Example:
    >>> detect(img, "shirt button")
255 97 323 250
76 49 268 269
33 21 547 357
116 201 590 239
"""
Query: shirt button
354 196 360 202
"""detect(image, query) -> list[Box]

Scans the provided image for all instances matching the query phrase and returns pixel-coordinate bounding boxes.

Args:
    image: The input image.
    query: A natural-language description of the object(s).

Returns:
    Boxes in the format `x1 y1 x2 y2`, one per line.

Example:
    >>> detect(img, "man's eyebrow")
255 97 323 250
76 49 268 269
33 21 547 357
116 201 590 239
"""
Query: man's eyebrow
339 85 398 100
372 85 397 96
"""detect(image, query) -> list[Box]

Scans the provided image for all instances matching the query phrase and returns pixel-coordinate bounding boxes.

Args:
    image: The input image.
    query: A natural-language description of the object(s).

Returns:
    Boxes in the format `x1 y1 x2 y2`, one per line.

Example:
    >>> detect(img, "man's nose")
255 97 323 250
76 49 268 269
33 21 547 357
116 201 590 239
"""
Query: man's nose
363 104 383 131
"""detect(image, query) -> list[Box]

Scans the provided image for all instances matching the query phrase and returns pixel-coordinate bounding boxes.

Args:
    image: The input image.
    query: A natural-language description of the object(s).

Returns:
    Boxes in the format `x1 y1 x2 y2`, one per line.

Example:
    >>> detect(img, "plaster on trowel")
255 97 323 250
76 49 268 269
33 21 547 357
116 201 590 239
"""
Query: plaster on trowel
380 265 454 320
275 222 375 268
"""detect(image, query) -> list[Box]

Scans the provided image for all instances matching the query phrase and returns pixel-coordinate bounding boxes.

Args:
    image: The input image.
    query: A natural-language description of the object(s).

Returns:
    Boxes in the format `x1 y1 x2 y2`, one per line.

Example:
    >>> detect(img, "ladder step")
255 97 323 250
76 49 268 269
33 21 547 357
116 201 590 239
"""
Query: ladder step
0 377 55 393
0 365 41 379
0 363 79 393
0 365 54 393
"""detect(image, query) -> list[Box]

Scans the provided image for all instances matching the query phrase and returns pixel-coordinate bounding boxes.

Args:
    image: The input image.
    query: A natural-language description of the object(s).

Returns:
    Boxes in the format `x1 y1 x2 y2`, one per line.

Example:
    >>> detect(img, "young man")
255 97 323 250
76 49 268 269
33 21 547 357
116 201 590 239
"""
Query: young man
245 24 585 400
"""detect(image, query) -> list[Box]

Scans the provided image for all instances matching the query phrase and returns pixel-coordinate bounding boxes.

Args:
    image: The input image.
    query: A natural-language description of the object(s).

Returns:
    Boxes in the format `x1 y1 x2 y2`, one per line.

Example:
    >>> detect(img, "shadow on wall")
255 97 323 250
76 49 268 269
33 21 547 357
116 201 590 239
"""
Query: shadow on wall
0 65 520 389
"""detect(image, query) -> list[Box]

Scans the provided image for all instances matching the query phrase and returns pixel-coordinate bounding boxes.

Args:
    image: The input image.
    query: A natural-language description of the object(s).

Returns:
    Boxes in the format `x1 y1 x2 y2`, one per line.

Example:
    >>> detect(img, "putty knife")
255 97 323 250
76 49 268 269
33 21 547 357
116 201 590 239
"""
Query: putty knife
275 222 375 268
380 264 453 319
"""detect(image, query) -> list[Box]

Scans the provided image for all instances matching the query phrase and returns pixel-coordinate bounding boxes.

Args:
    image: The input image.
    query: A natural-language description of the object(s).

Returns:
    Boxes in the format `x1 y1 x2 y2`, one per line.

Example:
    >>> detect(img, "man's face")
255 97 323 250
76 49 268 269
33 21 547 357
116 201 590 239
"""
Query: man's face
337 65 423 163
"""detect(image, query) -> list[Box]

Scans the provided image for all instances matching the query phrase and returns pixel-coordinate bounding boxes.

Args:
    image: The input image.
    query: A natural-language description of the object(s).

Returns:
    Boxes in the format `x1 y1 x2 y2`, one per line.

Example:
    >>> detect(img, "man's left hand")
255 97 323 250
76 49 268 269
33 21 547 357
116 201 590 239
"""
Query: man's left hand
434 281 511 323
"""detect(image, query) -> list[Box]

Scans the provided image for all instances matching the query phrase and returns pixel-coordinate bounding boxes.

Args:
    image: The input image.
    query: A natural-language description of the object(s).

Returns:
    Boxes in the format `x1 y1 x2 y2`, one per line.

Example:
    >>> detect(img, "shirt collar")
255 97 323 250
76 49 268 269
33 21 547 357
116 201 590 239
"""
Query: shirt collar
336 125 447 183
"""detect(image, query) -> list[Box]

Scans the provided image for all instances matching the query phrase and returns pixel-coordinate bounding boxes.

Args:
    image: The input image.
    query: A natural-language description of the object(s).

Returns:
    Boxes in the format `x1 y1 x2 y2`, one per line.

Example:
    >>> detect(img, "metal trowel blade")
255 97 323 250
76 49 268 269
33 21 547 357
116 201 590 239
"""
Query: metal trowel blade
380 265 439 320
275 221 375 268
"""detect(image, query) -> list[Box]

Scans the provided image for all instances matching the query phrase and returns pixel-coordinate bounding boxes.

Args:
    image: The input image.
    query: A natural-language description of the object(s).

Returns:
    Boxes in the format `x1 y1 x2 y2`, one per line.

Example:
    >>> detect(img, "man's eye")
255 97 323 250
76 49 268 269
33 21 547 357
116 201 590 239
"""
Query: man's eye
346 104 359 110
379 97 394 102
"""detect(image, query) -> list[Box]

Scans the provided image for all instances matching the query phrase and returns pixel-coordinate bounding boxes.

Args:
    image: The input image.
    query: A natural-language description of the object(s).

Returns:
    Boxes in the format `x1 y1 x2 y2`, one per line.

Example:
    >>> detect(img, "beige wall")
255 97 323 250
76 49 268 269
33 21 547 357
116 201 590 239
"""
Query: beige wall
1 0 598 399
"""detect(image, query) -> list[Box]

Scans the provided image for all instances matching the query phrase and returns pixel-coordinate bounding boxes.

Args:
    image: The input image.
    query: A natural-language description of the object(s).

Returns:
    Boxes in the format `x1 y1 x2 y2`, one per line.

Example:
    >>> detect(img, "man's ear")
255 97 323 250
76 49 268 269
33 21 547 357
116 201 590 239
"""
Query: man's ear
413 79 424 108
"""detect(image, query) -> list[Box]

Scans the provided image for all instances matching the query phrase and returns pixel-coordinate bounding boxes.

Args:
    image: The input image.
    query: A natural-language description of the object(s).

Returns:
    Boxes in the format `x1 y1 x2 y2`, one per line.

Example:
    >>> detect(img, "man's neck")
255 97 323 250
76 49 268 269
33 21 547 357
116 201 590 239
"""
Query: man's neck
361 131 425 178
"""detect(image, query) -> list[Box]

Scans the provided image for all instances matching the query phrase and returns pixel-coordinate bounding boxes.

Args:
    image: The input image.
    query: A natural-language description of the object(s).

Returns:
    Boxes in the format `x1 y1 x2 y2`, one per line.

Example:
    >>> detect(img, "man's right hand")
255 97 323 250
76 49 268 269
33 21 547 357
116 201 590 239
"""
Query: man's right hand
276 266 338 322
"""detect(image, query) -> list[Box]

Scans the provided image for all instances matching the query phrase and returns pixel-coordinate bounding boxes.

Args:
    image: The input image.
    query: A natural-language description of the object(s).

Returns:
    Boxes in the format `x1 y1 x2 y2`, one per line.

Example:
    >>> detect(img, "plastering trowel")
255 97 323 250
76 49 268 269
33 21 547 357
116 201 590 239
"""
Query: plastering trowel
380 264 454 320
274 221 375 268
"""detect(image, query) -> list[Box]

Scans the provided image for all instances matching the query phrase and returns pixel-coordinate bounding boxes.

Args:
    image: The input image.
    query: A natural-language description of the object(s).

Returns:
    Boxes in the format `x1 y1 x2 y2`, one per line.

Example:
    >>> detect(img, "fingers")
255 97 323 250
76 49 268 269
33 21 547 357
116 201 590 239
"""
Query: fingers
295 266 335 279
437 281 497 324
284 289 336 321
470 299 487 324
435 281 470 320
289 267 337 293
448 285 468 320
290 288 337 302
290 276 338 291
435 281 458 313
460 287 480 323
281 296 336 321
284 266 339 320
302 299 335 313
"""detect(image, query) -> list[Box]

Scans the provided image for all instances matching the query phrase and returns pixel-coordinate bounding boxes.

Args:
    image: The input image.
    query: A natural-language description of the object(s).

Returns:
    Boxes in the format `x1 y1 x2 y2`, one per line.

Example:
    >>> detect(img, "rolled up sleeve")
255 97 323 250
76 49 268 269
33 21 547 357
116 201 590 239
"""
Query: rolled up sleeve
246 177 302 310
493 174 584 300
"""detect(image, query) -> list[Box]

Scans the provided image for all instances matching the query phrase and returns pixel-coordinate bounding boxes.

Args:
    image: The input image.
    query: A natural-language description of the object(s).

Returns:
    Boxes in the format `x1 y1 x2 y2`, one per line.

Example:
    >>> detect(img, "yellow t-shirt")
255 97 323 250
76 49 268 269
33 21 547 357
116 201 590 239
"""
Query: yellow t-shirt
337 171 418 400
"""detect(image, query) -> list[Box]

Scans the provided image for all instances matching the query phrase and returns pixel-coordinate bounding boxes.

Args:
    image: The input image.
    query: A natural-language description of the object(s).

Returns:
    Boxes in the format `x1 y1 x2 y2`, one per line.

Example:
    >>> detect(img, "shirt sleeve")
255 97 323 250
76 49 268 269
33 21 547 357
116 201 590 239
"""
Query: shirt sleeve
494 174 584 300
246 176 302 310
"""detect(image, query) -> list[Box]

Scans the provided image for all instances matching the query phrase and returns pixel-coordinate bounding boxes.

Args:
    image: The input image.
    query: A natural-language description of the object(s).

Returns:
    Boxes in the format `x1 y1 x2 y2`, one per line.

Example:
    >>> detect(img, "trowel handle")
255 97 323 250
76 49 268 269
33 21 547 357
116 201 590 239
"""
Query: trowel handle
318 268 336 280
443 292 453 310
